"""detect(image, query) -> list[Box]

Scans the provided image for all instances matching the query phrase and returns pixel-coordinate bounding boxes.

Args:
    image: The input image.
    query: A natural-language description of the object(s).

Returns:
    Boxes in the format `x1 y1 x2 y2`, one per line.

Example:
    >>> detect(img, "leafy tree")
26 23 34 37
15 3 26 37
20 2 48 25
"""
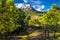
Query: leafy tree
24 12 41 27
38 4 60 40
0 0 21 34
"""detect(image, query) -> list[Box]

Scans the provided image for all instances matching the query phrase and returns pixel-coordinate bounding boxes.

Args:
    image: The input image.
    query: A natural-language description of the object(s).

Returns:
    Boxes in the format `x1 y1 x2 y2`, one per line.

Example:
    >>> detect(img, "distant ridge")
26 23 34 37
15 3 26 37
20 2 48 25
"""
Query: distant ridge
15 4 47 13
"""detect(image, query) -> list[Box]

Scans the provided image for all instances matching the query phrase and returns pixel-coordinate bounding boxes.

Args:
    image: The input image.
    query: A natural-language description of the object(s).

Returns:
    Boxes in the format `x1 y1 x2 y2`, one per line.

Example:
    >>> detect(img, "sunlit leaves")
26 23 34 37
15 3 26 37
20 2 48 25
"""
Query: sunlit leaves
24 13 41 27
0 0 21 34
0 1 2 6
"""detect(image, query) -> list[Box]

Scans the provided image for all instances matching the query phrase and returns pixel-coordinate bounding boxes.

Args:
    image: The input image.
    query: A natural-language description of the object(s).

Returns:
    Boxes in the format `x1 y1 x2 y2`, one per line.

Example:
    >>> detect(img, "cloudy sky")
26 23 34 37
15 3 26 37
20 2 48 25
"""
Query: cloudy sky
14 0 60 11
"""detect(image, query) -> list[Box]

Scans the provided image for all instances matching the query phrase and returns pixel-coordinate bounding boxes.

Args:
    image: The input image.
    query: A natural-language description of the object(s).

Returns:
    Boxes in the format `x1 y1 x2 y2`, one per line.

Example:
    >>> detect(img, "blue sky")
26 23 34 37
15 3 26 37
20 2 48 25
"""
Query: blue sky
14 0 60 11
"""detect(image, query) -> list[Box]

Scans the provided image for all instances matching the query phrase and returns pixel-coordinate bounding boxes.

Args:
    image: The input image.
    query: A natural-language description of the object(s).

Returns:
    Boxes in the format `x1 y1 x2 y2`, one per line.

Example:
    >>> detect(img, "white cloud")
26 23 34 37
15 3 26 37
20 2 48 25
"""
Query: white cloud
15 3 31 8
23 0 42 4
31 1 42 4
26 4 30 7
36 8 41 11
33 5 45 11
41 5 45 9
15 3 26 8
23 0 28 3
33 6 35 8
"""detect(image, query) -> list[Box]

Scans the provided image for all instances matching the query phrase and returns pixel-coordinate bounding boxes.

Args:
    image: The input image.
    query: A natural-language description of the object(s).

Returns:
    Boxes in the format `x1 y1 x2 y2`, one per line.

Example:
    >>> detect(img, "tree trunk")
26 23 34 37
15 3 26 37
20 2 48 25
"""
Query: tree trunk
43 26 46 40
47 27 50 39
54 26 57 40
1 34 6 40
48 30 49 39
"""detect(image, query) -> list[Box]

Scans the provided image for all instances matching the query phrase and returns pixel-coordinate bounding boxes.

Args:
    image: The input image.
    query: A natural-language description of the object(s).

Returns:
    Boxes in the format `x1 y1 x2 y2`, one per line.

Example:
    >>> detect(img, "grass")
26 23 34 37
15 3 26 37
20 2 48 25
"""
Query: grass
8 31 60 40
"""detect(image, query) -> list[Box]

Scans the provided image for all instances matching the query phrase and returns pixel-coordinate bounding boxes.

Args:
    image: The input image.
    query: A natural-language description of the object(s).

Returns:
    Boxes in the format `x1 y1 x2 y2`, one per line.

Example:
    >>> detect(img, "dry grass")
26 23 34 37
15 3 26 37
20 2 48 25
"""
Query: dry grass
29 30 43 37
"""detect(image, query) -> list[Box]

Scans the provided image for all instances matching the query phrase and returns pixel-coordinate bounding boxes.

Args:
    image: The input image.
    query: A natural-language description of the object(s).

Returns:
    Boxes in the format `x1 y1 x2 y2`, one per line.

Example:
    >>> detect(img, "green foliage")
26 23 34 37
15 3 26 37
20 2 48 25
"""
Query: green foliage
24 4 60 30
0 0 21 34
39 4 60 32
24 12 41 27
0 0 60 37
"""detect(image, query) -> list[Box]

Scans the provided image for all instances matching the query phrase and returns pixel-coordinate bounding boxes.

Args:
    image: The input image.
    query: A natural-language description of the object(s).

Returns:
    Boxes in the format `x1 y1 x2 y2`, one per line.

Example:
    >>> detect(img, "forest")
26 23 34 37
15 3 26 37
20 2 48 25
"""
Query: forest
0 0 60 40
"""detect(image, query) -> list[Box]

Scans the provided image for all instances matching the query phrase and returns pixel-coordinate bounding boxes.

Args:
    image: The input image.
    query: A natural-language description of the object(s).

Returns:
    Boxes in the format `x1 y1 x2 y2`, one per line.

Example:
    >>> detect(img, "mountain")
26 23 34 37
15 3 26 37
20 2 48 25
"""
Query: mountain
15 4 47 13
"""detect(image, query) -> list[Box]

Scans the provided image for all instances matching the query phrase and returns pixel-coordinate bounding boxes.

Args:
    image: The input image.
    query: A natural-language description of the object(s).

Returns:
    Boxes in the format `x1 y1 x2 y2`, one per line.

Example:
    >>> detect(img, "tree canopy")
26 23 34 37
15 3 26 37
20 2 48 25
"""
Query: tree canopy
0 0 60 35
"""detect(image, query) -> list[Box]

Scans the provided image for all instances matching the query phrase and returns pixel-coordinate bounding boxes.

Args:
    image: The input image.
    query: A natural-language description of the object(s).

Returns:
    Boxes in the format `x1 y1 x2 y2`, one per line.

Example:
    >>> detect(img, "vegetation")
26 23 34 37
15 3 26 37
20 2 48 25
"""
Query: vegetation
0 0 60 40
